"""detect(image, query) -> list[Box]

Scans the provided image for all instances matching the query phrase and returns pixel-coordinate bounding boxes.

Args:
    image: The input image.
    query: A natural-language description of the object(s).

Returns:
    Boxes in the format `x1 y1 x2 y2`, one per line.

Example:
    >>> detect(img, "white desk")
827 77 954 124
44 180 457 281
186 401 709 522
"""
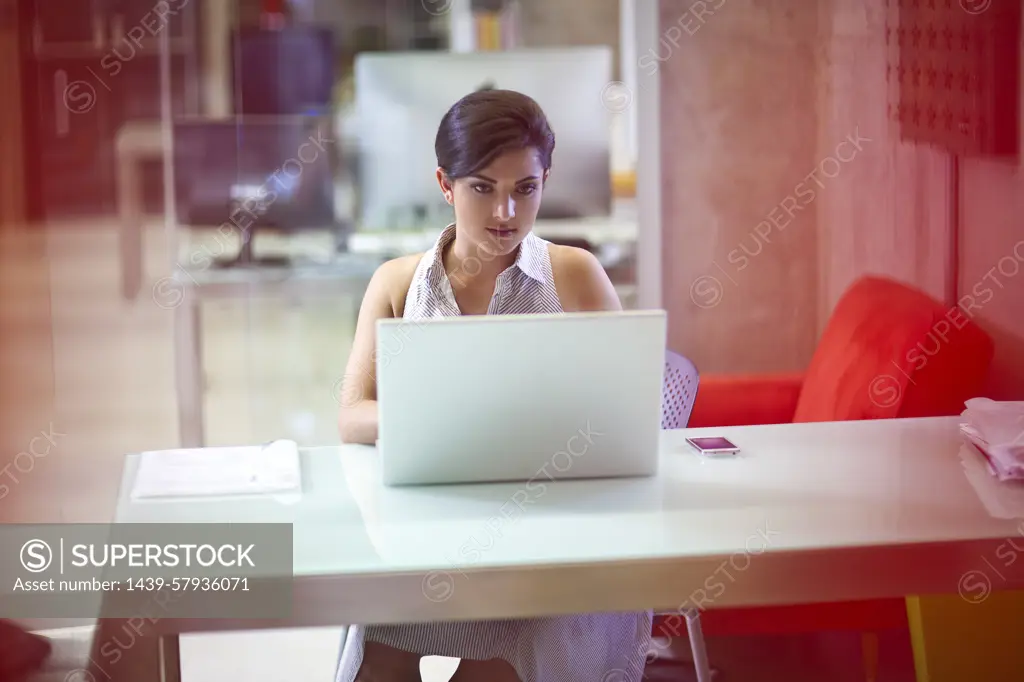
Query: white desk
344 218 638 258
165 257 636 449
82 417 1024 681
165 255 384 448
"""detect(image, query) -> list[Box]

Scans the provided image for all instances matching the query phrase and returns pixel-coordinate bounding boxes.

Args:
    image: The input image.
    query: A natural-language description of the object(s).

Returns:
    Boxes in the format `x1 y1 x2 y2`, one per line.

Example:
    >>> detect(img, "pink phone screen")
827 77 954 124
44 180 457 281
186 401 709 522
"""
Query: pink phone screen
688 437 738 450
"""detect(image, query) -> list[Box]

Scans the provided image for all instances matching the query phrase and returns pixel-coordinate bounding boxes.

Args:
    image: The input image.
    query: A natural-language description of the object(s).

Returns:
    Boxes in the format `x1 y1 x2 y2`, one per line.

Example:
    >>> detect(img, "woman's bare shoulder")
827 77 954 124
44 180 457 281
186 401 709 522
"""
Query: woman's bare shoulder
547 243 621 312
371 253 425 317
547 242 599 273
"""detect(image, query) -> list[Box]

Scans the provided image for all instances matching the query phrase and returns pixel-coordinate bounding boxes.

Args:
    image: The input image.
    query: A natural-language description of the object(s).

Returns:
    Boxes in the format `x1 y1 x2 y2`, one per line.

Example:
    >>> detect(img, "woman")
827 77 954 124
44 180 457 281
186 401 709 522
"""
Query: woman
336 89 651 681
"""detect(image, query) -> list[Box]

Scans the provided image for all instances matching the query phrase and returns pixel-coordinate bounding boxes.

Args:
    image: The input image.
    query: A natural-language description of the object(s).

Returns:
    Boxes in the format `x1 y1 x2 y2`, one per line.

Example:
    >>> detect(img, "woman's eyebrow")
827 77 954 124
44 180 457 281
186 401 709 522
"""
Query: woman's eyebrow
468 174 541 184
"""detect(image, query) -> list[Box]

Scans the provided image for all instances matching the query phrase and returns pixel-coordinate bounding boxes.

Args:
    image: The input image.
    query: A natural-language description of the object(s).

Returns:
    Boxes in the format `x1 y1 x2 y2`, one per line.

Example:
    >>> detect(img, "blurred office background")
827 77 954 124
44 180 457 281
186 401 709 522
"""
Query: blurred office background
3 0 1024 568
1 3 642 677
0 0 639 522
2 0 1024 679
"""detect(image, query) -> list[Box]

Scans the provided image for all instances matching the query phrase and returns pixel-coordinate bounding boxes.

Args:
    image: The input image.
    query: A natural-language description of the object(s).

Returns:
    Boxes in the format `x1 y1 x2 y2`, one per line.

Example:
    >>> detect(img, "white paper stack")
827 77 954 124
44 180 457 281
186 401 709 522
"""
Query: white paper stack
960 398 1024 482
131 439 302 499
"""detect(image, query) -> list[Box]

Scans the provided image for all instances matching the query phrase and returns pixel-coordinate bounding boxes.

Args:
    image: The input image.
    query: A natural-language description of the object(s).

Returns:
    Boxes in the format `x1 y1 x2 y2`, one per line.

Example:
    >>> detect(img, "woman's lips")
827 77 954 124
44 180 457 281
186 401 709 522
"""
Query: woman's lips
487 227 517 239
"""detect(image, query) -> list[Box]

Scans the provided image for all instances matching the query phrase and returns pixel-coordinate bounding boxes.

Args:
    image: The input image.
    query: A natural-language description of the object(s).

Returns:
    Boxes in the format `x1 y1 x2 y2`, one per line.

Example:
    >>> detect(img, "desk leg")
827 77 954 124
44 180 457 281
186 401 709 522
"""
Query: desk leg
84 619 180 682
118 155 143 302
175 287 205 448
906 591 1024 682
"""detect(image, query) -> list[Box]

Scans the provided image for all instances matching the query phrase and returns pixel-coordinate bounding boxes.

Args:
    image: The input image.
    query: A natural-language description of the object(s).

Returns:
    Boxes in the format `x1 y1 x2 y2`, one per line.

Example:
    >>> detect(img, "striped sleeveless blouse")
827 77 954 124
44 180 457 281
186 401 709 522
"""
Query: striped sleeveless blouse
335 224 652 682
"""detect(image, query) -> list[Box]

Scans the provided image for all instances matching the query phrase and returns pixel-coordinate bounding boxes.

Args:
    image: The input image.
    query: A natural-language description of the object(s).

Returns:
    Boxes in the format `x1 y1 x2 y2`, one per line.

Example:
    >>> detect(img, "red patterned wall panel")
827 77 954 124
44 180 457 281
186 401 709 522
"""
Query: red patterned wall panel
889 0 1021 158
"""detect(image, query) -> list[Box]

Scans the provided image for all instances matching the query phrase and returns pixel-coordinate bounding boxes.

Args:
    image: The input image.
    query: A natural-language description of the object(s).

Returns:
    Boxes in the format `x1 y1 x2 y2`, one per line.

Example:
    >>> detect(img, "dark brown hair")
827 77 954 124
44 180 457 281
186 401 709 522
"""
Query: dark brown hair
434 89 555 180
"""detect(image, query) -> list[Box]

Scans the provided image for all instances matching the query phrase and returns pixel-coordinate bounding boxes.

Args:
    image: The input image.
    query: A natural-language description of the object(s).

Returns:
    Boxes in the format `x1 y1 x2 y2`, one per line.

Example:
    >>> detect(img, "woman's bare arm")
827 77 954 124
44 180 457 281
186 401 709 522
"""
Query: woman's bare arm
338 264 394 444
338 256 419 444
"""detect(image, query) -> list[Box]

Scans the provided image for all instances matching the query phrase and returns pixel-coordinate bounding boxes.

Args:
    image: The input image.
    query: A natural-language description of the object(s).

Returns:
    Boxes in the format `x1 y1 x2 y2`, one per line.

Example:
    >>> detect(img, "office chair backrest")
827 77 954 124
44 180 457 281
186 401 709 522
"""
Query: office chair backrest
662 350 700 430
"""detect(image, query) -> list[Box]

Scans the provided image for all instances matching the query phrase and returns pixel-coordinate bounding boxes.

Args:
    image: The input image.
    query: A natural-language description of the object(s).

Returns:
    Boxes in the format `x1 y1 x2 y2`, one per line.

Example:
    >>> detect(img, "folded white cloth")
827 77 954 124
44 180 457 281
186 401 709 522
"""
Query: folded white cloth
960 398 1024 481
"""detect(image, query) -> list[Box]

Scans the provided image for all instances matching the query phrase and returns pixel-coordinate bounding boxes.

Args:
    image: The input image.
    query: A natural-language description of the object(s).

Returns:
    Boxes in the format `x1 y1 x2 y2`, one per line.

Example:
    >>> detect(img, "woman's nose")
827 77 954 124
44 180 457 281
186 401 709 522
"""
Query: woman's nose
493 195 515 221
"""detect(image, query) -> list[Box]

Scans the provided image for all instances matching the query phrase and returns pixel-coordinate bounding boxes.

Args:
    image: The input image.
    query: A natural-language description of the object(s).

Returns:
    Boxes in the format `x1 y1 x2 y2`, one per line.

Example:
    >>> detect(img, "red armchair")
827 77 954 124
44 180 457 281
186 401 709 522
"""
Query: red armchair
652 275 995 677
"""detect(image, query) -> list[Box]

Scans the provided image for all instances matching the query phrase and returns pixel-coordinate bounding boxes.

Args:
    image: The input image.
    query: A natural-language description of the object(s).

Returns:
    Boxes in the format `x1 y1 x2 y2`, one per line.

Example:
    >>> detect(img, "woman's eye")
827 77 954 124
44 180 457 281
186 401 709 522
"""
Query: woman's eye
517 185 537 195
471 184 492 194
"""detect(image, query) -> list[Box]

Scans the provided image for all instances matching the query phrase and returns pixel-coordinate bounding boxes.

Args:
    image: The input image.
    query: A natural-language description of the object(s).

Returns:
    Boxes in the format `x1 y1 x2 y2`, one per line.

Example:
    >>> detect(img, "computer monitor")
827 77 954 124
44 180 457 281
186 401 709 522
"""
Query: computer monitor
352 47 614 230
172 117 336 267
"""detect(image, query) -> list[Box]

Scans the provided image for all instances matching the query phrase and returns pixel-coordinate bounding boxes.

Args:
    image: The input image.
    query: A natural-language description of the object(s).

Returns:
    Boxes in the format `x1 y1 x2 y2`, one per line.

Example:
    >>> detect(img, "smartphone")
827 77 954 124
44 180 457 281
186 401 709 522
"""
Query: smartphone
685 436 740 456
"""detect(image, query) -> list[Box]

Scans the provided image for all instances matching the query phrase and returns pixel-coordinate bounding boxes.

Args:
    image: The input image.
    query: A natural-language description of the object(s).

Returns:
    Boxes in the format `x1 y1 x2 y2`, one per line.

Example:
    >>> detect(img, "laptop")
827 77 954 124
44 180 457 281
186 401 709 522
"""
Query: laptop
375 310 667 486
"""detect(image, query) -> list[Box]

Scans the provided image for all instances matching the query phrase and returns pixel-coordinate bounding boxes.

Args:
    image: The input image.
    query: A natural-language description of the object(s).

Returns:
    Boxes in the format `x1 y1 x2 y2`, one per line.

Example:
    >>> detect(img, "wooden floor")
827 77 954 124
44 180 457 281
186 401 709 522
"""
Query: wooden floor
0 221 917 681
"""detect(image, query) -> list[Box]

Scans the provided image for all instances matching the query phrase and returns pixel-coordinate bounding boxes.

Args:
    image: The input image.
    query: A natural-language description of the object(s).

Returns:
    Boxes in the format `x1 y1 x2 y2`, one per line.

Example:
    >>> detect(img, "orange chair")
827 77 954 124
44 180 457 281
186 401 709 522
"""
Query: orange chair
649 275 995 680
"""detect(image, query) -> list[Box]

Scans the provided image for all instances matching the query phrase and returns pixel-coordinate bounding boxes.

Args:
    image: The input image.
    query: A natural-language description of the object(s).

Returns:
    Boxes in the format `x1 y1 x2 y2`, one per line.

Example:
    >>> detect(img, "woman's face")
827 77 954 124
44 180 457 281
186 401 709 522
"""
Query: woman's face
437 147 549 258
